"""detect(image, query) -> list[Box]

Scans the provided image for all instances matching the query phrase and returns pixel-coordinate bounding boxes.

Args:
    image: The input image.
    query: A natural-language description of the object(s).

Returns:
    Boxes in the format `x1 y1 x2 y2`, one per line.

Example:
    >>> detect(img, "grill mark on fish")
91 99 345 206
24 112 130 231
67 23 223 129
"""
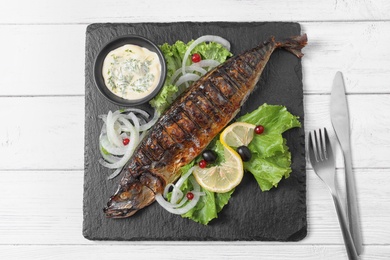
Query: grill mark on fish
171 106 202 148
219 67 246 94
143 136 165 161
178 105 203 131
191 91 223 124
170 109 196 141
209 70 238 100
231 59 253 80
134 151 152 166
255 45 267 60
224 61 248 84
180 99 210 129
137 143 154 163
199 82 234 116
160 116 188 147
104 34 308 218
197 85 225 117
148 124 175 151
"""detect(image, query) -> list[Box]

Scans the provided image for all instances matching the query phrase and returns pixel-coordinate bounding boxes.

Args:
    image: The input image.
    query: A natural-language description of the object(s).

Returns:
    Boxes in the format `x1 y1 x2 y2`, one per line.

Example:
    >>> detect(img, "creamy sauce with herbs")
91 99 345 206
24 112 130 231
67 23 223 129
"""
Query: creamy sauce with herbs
102 44 161 100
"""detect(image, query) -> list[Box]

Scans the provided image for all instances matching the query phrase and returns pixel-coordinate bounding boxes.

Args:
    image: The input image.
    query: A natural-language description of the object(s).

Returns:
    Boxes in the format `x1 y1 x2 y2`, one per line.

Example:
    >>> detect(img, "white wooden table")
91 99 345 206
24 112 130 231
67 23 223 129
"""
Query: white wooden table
1 1 389 259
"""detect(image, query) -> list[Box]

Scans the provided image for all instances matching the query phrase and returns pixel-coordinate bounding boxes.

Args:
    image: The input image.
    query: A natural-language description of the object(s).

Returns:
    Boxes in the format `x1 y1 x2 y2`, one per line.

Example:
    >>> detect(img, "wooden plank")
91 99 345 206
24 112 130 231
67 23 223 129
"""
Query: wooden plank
0 169 388 245
302 21 390 94
0 22 389 96
0 245 389 260
0 25 87 96
0 0 389 24
0 97 84 170
1 94 388 170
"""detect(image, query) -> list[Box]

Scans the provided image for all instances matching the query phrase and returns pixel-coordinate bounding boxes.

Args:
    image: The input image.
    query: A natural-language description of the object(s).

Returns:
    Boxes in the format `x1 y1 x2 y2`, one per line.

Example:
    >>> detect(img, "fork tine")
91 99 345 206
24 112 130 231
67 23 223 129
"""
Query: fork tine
319 128 326 160
313 129 323 161
308 132 317 163
323 127 334 161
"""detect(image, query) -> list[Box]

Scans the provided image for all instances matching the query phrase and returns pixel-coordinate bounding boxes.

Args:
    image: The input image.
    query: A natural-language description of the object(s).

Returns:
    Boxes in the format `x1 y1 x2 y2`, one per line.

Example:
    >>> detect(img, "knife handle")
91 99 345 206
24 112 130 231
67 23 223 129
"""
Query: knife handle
344 148 364 255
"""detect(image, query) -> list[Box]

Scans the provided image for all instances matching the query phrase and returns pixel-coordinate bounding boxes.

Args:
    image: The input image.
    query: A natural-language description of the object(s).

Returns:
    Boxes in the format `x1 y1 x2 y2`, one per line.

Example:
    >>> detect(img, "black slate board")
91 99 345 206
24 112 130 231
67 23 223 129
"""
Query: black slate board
83 22 307 241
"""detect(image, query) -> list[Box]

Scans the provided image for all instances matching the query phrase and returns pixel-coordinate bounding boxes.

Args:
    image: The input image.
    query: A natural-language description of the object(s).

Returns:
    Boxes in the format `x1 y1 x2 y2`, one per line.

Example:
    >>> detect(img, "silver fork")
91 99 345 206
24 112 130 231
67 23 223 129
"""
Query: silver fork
308 128 360 260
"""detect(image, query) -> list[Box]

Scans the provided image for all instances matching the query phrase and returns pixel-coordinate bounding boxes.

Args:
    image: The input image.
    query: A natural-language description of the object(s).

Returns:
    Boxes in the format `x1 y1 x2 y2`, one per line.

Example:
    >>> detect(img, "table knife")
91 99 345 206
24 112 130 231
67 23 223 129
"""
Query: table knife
330 71 363 255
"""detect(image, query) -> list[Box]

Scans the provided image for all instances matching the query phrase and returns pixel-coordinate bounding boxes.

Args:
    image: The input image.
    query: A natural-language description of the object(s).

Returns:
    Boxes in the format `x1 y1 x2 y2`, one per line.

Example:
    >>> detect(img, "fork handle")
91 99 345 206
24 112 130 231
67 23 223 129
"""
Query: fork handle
332 193 360 260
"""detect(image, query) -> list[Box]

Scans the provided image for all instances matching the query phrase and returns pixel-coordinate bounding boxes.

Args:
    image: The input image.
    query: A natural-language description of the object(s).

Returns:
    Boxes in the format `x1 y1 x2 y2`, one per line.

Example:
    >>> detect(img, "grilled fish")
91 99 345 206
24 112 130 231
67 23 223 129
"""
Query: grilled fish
104 34 307 218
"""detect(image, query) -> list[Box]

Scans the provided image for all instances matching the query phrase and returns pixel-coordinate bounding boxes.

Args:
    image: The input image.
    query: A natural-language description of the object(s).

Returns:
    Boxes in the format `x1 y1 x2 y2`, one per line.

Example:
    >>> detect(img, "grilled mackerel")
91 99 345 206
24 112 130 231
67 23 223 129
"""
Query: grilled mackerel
104 34 307 218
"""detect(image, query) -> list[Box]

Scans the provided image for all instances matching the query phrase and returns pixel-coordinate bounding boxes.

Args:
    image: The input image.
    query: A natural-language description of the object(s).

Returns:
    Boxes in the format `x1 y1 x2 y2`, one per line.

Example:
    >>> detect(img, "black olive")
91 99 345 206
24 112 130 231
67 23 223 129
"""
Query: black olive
202 149 218 163
236 146 252 162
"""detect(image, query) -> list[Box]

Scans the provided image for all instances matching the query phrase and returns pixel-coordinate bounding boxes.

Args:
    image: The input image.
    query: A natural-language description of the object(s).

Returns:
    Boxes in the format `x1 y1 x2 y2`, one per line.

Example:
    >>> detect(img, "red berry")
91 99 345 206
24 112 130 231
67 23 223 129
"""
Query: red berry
186 192 194 200
122 138 130 145
254 125 264 135
191 53 201 63
199 159 207 168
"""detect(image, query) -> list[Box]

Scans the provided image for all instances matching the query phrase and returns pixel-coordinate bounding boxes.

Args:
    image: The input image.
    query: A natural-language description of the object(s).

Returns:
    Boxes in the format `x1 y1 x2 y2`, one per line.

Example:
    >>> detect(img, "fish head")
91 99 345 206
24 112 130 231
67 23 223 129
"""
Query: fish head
104 170 164 218
103 181 156 218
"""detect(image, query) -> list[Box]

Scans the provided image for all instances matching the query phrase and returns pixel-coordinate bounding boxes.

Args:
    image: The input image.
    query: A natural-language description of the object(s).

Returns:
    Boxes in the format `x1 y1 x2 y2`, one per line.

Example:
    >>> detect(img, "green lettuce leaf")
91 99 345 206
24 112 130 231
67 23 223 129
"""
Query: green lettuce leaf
181 182 234 225
244 140 292 191
248 133 285 158
238 103 301 134
238 104 300 191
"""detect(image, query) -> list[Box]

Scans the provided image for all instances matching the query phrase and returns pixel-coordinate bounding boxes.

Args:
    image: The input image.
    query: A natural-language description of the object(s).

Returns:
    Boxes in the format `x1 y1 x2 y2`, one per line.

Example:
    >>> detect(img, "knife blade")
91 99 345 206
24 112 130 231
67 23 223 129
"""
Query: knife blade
330 71 363 255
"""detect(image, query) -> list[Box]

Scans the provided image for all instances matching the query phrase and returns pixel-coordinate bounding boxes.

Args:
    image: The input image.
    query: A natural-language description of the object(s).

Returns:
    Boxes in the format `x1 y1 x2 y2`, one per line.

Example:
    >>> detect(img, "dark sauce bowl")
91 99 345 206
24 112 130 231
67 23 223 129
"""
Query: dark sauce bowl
93 35 166 107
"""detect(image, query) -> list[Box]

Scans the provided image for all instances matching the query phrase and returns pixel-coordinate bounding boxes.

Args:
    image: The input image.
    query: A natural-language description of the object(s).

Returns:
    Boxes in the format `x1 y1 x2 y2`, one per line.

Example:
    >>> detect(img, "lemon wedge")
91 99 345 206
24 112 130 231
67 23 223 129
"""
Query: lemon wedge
193 144 243 193
193 122 256 193
220 122 255 147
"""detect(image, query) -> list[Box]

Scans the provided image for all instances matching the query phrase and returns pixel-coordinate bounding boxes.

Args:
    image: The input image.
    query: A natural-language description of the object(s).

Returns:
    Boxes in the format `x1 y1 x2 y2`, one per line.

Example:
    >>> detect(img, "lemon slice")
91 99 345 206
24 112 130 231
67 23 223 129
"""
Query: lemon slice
193 144 243 193
220 122 256 147
193 122 256 193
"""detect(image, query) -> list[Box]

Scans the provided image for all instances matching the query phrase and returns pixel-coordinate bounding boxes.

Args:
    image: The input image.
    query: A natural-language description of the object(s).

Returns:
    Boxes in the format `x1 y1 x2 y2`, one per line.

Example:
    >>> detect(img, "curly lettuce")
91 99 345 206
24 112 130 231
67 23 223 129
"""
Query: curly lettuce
238 104 301 191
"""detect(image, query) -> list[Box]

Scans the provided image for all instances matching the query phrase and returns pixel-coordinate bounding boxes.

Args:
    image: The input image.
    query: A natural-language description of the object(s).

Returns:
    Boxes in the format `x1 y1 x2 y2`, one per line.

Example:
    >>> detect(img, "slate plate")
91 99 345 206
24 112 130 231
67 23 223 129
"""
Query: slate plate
83 22 307 241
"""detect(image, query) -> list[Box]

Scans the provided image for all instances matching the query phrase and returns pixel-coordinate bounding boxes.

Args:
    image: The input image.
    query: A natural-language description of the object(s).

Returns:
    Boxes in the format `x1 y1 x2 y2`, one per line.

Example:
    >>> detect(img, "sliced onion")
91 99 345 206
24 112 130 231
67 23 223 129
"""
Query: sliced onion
99 116 139 169
139 130 148 142
155 167 205 215
170 188 184 205
128 112 140 133
139 109 159 131
100 134 127 155
171 167 195 203
181 35 230 77
106 111 124 148
155 175 203 215
99 142 120 164
122 108 150 118
175 73 200 87
174 167 195 192
170 66 207 85
98 108 160 179
107 167 124 180
194 59 220 69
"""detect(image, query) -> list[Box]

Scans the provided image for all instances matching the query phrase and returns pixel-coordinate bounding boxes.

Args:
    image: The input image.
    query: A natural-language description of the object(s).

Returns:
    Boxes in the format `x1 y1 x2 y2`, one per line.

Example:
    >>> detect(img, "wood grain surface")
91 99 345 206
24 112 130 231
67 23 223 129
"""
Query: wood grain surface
0 0 389 259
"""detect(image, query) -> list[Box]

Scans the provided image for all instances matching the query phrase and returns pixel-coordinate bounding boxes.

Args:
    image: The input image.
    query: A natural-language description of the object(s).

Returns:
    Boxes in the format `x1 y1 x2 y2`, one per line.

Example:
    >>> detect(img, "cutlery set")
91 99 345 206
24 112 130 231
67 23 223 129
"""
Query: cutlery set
308 72 363 259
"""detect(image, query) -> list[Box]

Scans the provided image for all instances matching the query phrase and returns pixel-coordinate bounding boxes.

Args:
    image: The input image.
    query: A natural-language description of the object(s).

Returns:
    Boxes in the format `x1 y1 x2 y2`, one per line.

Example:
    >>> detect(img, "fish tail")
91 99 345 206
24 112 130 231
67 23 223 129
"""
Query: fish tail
276 34 308 58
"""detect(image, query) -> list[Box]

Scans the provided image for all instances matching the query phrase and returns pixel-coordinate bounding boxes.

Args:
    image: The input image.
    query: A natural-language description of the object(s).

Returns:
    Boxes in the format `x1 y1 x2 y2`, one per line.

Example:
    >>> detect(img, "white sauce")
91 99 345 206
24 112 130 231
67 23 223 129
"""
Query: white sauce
102 44 162 100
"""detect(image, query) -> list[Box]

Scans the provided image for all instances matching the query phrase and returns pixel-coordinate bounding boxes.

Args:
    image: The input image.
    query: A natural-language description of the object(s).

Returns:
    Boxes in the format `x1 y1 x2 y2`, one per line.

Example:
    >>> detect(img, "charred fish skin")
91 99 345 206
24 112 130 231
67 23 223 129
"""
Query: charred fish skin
104 34 307 218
